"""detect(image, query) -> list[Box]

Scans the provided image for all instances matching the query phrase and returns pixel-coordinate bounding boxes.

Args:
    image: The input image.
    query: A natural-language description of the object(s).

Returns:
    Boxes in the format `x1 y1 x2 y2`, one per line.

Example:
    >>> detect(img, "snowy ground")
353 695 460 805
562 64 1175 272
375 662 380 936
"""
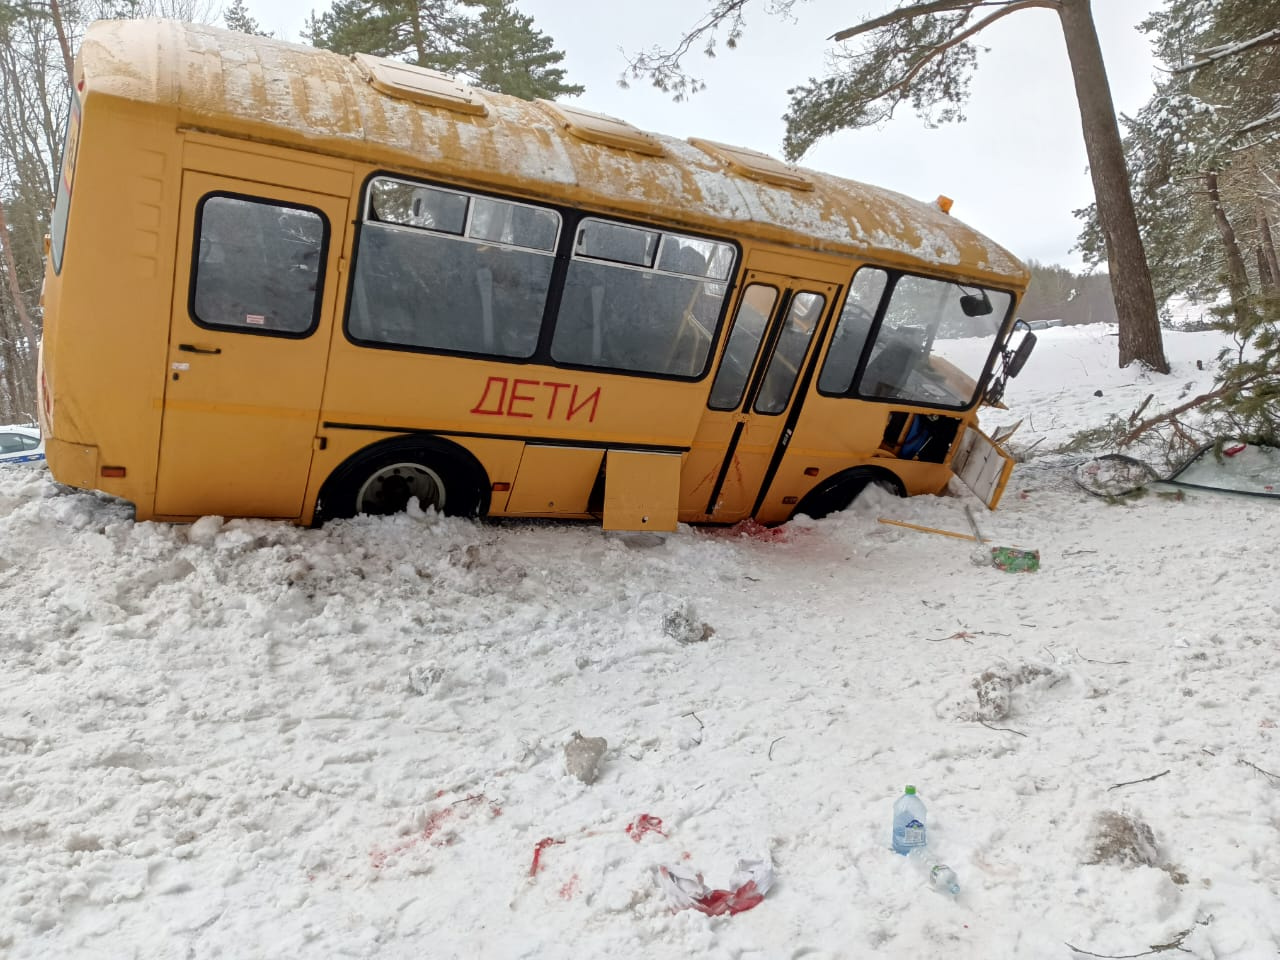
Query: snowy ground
1 323 1277 959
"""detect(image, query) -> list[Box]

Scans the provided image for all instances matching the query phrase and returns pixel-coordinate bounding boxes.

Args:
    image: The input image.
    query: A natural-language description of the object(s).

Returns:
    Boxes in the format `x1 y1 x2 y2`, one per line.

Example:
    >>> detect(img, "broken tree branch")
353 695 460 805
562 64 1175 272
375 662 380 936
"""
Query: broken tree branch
1119 374 1268 446
1075 649 1131 665
1067 917 1208 957
682 711 704 746
1238 758 1280 782
1107 769 1170 791
979 720 1027 738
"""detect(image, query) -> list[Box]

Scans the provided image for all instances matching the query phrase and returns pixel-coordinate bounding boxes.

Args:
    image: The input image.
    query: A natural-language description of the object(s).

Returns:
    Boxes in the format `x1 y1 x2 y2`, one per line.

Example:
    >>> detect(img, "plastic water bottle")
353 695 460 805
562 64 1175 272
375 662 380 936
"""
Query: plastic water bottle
908 847 960 896
891 785 927 855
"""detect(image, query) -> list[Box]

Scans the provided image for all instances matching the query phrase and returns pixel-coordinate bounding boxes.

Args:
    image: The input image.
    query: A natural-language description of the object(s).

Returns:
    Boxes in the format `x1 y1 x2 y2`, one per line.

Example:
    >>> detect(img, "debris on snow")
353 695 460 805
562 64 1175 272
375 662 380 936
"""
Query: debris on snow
1085 811 1187 884
662 600 715 644
973 662 1064 722
564 731 608 784
408 663 444 696
655 858 774 916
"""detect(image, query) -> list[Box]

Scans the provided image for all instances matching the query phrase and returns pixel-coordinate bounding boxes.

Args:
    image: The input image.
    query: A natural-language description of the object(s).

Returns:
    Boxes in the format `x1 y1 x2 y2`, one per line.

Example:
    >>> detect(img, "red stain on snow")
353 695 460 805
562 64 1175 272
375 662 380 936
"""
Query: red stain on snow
625 814 666 842
558 873 579 899
693 879 765 916
529 837 564 877
722 519 794 542
369 795 499 869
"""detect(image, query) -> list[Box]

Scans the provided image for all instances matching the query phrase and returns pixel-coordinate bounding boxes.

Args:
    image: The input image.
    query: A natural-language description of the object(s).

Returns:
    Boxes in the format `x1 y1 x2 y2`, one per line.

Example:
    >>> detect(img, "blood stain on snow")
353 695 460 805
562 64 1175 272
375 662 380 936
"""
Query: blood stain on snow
529 837 564 877
710 519 802 543
625 814 666 842
558 873 579 900
369 795 499 869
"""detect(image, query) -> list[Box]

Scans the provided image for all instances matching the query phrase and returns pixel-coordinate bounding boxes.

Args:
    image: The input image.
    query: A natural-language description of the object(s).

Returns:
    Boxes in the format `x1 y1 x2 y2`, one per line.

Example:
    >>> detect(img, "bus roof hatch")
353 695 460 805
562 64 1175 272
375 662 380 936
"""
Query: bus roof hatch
688 139 814 191
534 101 666 157
352 53 489 117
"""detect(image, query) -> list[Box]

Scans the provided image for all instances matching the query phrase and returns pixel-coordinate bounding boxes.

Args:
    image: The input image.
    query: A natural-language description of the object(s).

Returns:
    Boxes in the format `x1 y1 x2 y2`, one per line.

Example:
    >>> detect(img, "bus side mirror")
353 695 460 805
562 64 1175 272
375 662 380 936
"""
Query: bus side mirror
960 292 992 317
1007 330 1036 377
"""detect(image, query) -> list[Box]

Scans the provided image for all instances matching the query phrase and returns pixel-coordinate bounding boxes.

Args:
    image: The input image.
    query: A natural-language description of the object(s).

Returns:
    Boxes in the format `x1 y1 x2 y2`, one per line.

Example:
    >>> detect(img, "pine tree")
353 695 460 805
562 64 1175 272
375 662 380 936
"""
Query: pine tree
224 0 271 37
304 0 581 101
454 0 582 100
1100 0 1280 449
626 0 1171 373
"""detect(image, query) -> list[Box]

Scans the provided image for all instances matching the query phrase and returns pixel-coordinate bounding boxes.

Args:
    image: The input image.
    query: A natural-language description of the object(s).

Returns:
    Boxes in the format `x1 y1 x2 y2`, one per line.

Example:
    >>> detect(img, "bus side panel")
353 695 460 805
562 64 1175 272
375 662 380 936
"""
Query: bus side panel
41 94 183 517
314 341 710 519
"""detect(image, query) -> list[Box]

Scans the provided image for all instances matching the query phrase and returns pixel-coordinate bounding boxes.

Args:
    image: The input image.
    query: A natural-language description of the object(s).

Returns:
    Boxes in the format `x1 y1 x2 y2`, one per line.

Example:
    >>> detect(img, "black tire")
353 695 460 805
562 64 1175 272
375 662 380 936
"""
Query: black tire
317 436 489 522
791 468 903 521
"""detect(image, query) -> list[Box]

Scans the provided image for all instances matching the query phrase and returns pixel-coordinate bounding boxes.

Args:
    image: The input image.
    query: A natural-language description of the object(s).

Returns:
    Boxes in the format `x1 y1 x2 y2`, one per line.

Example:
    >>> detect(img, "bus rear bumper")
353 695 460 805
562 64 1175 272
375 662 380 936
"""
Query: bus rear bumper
45 437 100 490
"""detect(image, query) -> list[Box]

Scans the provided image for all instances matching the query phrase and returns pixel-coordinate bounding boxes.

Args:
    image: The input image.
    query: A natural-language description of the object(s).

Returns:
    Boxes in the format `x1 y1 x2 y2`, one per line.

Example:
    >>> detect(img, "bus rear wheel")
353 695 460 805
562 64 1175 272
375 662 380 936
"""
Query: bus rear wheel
318 437 488 522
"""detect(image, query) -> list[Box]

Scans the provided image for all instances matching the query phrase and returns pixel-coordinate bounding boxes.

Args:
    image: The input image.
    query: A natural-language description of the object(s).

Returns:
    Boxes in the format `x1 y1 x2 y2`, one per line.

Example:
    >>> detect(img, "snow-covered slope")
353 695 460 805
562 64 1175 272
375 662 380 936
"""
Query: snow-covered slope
1 325 1276 959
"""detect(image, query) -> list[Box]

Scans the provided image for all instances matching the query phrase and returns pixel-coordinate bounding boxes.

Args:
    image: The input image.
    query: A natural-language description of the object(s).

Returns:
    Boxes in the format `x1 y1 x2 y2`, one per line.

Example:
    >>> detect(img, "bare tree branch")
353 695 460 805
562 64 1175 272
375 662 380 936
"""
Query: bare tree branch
48 0 74 84
1120 374 1270 446
845 0 1060 107
831 0 1058 44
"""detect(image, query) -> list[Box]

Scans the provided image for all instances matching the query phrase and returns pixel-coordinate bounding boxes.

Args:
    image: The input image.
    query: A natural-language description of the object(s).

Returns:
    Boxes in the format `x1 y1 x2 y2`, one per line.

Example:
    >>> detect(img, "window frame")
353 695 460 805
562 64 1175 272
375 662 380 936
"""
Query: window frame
548 215 739 380
343 170 742 382
815 265 1017 412
187 191 331 340
50 91 81 276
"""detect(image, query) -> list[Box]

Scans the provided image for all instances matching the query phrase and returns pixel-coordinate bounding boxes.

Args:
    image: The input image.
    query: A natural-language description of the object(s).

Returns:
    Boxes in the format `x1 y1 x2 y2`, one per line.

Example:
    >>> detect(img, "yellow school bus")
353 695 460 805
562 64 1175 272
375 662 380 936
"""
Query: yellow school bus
38 19 1035 532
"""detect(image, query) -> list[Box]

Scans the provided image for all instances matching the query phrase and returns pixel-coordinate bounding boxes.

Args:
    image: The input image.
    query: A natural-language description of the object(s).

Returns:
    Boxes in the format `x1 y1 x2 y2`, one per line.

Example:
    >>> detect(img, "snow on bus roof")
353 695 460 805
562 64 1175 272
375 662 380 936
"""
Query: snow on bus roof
78 19 1028 286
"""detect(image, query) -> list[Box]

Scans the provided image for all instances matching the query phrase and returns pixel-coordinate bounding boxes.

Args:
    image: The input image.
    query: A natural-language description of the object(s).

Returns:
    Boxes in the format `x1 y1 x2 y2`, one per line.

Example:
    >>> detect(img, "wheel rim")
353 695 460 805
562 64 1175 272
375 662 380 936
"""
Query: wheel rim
355 461 446 515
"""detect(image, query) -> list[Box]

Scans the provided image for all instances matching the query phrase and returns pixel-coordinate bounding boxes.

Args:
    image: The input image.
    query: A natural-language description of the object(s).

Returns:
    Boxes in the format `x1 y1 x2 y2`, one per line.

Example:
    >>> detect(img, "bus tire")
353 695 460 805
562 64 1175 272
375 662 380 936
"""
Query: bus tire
791 467 903 521
317 436 490 522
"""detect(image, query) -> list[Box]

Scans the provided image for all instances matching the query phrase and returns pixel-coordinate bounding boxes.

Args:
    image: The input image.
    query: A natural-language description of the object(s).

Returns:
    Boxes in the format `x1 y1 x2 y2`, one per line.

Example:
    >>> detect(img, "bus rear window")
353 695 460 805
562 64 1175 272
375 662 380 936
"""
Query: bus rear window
50 93 81 274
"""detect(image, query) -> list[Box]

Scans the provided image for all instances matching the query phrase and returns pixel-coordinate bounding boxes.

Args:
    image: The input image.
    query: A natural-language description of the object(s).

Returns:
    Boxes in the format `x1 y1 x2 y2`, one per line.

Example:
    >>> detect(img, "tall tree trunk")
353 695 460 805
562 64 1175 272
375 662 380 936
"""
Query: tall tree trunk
0 198 38 369
1205 171 1253 325
1259 210 1280 293
409 0 429 65
49 0 74 84
1057 0 1170 373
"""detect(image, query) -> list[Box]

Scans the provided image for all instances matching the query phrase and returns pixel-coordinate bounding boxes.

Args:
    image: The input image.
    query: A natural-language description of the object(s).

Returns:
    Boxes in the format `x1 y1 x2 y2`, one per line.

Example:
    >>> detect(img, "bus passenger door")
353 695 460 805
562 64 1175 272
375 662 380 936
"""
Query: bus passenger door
154 172 349 519
682 269 838 523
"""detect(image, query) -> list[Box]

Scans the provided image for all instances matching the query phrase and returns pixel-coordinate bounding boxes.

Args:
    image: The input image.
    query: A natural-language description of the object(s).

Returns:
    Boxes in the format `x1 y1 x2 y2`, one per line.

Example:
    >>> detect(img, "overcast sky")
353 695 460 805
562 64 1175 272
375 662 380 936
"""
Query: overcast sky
253 0 1162 271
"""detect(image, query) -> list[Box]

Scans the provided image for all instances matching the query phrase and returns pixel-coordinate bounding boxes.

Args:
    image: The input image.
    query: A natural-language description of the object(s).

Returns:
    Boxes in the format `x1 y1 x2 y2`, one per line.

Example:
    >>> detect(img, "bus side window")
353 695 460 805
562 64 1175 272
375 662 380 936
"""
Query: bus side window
551 219 733 377
191 195 326 335
708 284 777 410
349 177 558 359
754 291 826 415
817 267 888 395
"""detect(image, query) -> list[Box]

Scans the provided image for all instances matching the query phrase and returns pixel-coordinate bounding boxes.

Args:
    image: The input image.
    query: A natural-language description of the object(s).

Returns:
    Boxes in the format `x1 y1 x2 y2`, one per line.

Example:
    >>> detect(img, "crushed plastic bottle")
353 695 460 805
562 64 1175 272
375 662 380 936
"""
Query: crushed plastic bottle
891 785 927 855
908 847 960 896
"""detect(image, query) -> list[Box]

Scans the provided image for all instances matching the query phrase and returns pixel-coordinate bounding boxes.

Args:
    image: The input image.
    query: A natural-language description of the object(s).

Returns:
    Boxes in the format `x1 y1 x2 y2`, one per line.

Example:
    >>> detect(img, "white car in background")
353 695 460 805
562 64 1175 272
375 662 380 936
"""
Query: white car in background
0 425 45 465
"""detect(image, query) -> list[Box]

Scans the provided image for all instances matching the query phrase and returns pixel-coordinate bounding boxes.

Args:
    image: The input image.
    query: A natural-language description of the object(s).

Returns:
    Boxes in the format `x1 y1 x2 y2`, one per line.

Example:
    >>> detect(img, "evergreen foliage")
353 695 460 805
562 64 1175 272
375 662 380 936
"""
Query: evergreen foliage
304 0 582 101
625 0 1170 373
1076 0 1280 446
223 0 270 37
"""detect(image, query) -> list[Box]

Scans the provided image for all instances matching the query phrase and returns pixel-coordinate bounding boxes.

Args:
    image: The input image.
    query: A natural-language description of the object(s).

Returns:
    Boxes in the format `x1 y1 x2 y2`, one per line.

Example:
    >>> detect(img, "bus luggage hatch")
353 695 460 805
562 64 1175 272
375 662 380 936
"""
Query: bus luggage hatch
951 424 1016 510
603 450 681 531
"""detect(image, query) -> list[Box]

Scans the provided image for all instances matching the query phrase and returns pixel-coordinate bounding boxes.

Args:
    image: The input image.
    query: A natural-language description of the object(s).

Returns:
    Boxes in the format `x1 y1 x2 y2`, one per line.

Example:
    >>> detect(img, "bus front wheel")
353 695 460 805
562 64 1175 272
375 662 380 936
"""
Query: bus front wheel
791 468 903 521
318 437 489 522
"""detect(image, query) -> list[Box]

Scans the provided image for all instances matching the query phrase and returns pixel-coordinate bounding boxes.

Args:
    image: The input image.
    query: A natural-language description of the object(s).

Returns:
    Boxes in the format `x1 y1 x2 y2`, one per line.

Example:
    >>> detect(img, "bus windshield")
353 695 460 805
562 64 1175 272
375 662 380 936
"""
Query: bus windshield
819 268 1011 409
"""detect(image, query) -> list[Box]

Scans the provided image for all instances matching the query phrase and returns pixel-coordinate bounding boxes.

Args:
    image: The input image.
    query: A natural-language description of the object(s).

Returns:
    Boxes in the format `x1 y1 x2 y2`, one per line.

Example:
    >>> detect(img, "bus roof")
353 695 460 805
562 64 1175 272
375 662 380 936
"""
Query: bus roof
78 19 1029 288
